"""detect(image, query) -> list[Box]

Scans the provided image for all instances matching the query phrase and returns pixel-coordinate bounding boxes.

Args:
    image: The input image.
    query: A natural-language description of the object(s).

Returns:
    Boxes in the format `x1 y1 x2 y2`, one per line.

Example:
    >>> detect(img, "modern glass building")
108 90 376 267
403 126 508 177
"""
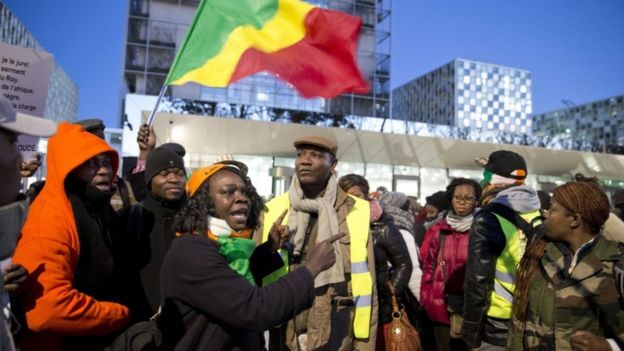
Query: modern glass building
123 0 391 121
532 95 624 153
0 1 79 122
392 58 532 134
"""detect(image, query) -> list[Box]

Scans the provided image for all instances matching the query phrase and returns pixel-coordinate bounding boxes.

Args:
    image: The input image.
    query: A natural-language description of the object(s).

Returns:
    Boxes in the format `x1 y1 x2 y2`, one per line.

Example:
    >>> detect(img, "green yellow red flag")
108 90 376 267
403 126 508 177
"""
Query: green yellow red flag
165 0 369 98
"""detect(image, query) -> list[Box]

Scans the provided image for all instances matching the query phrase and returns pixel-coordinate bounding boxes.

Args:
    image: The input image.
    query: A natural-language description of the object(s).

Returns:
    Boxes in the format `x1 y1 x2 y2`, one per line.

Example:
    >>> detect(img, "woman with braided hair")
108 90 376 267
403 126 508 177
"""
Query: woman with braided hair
158 161 343 350
509 181 624 351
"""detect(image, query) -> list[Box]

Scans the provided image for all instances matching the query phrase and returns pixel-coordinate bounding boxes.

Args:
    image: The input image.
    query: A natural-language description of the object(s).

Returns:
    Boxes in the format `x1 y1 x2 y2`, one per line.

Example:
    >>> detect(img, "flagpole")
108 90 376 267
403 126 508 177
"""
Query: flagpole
146 85 169 127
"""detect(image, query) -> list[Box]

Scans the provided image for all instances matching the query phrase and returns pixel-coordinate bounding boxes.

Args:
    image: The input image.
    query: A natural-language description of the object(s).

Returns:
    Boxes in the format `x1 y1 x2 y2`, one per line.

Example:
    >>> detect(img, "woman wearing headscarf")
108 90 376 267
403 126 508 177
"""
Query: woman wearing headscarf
509 181 624 351
338 174 413 351
420 178 481 351
159 162 342 350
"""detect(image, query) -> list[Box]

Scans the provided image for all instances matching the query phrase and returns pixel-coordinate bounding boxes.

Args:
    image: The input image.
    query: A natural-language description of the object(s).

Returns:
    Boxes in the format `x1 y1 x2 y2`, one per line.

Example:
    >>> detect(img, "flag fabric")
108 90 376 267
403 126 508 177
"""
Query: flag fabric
164 0 369 99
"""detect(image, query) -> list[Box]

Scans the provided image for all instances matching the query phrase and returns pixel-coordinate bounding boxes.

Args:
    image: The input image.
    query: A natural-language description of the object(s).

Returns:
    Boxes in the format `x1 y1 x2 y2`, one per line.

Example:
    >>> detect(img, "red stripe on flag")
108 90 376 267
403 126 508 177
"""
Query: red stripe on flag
230 8 370 99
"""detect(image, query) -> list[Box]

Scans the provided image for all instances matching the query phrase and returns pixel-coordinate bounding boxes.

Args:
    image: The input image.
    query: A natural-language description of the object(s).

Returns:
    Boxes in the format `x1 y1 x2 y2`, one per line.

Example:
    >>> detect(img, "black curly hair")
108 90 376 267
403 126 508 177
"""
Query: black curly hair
173 168 266 235
445 177 482 205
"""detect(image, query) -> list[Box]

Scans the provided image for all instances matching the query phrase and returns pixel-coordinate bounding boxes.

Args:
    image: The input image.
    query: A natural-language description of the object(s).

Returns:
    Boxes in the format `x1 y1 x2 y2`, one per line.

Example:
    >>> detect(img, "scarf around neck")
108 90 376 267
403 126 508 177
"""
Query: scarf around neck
446 211 474 232
206 216 256 285
287 173 345 287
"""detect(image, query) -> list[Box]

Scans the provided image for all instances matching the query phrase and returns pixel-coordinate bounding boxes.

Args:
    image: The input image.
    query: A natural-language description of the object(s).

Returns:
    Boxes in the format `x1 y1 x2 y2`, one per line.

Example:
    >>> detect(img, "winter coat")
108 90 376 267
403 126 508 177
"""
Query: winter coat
508 236 624 350
13 123 130 351
419 211 447 262
258 188 378 351
118 191 187 321
160 234 315 351
420 219 469 324
125 169 148 203
370 213 413 325
462 185 541 348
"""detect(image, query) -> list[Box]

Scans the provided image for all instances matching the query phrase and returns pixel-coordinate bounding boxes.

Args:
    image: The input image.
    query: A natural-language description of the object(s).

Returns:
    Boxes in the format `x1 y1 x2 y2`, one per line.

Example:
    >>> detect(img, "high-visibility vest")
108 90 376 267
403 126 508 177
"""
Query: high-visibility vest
261 192 373 339
487 210 541 319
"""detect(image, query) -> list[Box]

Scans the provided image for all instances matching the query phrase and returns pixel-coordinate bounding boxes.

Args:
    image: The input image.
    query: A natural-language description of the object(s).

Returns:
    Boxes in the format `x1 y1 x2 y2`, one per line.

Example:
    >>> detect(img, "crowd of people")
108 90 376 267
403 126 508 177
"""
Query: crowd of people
2 94 624 351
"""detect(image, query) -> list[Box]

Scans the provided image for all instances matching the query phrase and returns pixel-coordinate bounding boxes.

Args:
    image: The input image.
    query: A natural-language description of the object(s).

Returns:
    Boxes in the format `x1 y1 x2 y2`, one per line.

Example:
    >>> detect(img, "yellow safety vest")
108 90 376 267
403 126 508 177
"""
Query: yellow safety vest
261 192 373 339
487 210 541 319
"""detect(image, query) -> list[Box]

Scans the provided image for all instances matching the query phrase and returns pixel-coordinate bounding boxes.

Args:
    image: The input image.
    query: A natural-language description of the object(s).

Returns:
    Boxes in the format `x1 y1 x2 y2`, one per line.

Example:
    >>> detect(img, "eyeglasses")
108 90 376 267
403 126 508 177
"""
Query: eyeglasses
453 195 476 203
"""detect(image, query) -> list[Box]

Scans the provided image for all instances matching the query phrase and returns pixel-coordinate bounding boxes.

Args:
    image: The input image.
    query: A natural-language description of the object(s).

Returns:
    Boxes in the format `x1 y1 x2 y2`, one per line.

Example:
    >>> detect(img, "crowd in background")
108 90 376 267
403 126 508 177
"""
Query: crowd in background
3 94 624 351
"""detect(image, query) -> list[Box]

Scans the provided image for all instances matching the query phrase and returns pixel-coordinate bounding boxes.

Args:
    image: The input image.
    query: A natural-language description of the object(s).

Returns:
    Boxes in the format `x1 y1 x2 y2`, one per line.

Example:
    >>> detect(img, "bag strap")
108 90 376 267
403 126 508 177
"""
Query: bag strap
484 202 540 243
433 230 448 282
385 280 400 314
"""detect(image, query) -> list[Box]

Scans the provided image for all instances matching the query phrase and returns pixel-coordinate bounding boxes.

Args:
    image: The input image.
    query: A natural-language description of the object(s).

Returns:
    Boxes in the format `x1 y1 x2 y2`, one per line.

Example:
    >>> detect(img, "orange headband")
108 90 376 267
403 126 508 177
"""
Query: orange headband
185 164 227 197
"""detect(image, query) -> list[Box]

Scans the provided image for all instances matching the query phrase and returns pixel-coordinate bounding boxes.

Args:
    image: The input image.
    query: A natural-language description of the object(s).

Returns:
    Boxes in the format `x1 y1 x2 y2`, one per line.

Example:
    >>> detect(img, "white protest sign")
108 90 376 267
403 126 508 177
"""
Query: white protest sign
0 42 54 160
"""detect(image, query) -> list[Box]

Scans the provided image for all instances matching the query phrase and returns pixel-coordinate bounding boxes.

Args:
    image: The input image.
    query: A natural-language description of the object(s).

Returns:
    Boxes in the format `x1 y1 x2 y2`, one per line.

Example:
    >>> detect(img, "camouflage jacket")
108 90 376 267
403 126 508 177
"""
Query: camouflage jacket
508 235 624 350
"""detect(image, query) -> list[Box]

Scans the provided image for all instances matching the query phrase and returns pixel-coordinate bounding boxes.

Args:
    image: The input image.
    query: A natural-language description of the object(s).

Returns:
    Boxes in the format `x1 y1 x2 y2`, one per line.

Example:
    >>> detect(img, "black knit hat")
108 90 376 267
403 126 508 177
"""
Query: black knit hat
426 191 450 211
160 142 186 157
145 146 185 184
477 150 527 180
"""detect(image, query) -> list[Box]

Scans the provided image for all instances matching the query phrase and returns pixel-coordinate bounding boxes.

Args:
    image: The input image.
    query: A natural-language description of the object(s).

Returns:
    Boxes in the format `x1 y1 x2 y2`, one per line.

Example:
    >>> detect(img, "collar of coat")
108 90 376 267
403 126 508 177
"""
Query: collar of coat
541 234 622 289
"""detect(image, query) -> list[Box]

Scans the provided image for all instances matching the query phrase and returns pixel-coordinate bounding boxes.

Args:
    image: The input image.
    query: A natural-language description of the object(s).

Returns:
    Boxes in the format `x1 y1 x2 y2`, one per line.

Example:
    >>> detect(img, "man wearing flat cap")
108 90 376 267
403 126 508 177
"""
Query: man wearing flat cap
74 118 105 139
462 150 542 350
257 136 377 350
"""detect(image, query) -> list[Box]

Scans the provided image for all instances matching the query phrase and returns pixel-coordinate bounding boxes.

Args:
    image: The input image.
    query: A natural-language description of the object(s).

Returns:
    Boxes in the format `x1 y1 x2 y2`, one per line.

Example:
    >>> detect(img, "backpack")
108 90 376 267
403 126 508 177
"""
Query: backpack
482 202 545 244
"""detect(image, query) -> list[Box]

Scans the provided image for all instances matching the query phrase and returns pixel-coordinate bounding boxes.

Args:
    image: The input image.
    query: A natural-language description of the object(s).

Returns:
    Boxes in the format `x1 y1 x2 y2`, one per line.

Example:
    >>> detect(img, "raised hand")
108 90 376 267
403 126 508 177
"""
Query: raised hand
267 209 291 252
137 124 156 153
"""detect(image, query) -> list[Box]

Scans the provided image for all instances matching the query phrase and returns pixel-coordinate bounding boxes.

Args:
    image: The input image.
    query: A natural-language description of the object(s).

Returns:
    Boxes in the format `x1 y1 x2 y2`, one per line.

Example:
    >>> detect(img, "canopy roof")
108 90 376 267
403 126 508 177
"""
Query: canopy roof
148 112 624 180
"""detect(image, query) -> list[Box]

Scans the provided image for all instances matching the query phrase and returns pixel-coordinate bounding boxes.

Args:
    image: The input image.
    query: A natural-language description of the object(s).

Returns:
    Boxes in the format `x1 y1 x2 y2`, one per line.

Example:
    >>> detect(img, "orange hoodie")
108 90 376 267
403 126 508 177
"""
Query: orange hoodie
13 123 129 351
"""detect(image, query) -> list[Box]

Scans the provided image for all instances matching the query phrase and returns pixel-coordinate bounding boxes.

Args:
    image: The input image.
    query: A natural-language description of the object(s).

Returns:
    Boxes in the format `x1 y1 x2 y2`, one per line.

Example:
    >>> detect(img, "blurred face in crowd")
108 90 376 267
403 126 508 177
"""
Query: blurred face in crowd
72 153 113 193
0 128 22 206
151 168 186 201
544 199 578 241
295 145 336 190
452 184 477 217
346 185 367 200
424 204 440 222
207 169 250 231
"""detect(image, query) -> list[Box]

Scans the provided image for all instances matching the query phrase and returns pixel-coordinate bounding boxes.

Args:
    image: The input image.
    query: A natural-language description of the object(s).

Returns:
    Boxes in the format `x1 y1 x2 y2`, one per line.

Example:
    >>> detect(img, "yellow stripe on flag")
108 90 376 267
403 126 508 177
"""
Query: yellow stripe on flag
169 0 313 86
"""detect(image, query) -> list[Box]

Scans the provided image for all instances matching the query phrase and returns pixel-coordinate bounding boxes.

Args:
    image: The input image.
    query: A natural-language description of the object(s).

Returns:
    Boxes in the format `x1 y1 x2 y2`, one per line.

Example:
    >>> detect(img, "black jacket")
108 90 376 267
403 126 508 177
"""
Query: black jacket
119 192 186 321
371 213 413 325
64 179 127 350
462 209 508 348
125 170 147 203
160 235 315 351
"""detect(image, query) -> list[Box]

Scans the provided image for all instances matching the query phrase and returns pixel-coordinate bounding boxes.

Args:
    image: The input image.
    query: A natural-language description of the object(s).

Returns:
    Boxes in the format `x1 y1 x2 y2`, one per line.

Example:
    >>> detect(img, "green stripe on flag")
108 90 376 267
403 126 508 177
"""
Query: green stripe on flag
165 0 279 85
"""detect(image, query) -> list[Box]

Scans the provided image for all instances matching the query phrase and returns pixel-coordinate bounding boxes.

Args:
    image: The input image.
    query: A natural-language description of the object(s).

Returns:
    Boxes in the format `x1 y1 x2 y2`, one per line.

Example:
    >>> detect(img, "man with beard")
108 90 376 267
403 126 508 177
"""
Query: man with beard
257 136 377 351
13 123 130 351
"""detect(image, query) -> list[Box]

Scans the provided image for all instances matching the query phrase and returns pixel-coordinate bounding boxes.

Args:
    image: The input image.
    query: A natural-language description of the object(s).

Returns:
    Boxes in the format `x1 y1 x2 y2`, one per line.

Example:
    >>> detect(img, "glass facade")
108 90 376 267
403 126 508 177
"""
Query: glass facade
0 1 78 122
532 95 624 153
123 0 391 121
393 58 532 134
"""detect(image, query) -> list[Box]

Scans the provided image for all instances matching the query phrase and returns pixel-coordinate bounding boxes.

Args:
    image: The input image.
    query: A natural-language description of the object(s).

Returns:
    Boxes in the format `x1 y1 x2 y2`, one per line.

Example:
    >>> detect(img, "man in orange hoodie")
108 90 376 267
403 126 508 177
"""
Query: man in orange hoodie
13 123 130 351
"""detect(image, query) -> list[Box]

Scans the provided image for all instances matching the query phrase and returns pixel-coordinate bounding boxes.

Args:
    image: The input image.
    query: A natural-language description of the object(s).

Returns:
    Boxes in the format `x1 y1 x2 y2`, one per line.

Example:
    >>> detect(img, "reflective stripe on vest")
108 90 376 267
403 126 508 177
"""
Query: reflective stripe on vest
347 196 373 338
486 210 541 319
261 192 373 339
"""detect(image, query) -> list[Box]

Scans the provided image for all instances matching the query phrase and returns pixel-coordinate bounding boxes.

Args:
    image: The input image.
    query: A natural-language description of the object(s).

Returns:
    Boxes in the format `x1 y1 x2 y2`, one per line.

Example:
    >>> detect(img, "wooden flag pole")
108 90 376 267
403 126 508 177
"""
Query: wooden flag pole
146 85 169 127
